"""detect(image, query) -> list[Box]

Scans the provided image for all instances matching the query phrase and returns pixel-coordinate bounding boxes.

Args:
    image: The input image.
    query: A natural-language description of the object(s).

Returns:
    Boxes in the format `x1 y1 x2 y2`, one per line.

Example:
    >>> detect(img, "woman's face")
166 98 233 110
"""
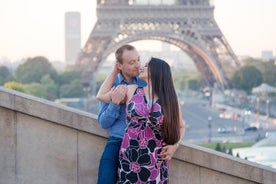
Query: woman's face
139 62 149 81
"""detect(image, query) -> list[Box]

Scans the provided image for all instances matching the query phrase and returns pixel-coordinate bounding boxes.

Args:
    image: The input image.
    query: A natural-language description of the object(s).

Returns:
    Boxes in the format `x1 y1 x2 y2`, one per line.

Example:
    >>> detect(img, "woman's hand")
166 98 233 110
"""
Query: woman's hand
111 85 128 105
159 142 179 160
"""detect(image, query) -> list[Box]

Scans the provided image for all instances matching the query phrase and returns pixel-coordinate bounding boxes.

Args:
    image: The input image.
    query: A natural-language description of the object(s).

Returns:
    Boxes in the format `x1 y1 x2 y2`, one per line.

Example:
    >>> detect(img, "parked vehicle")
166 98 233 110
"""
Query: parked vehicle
244 126 258 132
217 127 231 133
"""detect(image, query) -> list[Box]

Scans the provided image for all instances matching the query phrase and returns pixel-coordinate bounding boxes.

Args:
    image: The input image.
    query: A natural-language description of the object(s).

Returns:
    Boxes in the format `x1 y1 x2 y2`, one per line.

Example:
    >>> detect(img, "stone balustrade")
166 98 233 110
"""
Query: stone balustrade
0 87 275 184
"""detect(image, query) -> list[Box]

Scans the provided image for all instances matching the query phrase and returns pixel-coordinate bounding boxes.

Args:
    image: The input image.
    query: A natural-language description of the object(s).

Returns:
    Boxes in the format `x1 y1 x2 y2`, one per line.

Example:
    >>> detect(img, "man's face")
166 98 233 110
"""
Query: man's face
118 49 140 81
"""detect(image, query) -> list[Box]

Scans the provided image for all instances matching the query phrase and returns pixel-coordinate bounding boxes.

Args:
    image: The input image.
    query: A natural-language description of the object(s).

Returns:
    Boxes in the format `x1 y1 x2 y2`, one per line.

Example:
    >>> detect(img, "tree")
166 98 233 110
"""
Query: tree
15 56 58 84
24 83 46 98
228 148 233 155
40 74 58 100
172 69 200 91
96 73 108 94
188 79 201 91
231 65 263 93
260 62 276 86
59 79 85 98
0 66 10 78
242 58 276 87
0 66 14 85
58 70 80 86
215 143 222 152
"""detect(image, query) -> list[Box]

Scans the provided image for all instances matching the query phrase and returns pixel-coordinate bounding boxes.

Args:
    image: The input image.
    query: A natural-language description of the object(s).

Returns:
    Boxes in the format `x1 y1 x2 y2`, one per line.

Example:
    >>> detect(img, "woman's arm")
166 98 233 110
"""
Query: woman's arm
178 109 186 144
96 64 120 103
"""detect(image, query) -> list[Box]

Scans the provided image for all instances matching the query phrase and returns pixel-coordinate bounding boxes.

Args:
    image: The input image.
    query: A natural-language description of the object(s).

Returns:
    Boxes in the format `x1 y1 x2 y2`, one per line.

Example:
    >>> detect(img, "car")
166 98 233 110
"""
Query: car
219 112 239 119
217 127 231 133
244 126 258 132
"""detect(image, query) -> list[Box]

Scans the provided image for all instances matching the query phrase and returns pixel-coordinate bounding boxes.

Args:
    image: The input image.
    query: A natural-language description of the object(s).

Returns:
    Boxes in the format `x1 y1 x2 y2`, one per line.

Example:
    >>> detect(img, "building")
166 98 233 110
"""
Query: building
65 12 81 66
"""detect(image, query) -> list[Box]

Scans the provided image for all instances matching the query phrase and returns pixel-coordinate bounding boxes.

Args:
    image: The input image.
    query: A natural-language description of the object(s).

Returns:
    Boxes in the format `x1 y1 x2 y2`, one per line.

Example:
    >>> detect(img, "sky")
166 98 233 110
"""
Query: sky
0 0 275 62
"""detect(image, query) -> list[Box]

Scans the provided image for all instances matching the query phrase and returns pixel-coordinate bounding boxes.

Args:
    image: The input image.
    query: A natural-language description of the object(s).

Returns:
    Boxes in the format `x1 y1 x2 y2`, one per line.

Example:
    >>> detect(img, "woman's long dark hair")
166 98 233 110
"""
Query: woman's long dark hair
148 57 180 145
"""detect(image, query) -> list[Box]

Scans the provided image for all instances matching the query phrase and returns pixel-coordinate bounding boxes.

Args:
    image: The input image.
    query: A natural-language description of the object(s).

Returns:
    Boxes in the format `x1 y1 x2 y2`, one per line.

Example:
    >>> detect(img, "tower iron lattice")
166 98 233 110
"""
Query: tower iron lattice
75 0 241 93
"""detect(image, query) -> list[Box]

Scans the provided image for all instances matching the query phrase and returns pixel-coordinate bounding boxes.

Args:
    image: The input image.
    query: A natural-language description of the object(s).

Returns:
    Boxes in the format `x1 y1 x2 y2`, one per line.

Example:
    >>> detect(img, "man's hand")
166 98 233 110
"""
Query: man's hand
159 142 179 160
111 85 128 105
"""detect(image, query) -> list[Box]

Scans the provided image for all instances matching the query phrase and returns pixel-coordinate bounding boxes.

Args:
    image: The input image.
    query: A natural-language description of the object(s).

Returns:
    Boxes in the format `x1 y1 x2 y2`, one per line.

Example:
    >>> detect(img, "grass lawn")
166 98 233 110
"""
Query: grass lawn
199 142 255 150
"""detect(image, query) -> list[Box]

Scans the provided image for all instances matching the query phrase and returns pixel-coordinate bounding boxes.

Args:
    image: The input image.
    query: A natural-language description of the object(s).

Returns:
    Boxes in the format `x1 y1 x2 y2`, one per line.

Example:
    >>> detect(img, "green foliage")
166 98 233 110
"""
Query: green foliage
188 79 201 91
200 142 254 150
57 70 85 98
0 66 14 85
15 56 58 84
231 65 263 93
228 148 233 155
0 65 10 78
95 73 108 94
215 143 222 152
59 79 85 98
2 57 86 101
260 62 276 86
242 58 276 87
40 74 58 100
172 69 201 91
58 70 80 86
4 81 27 93
24 83 46 98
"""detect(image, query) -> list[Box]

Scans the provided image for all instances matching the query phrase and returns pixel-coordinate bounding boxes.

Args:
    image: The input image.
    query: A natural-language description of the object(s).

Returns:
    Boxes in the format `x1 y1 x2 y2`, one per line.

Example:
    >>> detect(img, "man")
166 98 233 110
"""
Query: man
97 44 146 184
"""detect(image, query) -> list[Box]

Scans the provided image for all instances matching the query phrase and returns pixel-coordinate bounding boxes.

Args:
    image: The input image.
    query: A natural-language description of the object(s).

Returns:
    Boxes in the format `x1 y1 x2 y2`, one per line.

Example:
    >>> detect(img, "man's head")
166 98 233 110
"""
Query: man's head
115 44 140 82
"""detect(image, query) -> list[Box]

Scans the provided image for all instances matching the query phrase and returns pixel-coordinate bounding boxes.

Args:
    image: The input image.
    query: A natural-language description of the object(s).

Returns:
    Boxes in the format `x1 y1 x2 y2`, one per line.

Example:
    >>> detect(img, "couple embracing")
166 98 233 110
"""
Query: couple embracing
96 44 185 184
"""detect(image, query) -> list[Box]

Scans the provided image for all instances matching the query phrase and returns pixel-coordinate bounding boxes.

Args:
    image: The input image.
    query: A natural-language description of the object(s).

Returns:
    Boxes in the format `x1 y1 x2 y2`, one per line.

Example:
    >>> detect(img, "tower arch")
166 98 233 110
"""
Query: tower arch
76 0 241 92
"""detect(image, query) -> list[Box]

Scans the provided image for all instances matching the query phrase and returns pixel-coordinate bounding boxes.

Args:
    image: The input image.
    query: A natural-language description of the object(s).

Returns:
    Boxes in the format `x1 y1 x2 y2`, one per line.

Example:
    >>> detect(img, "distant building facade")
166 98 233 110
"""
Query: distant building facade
65 12 81 66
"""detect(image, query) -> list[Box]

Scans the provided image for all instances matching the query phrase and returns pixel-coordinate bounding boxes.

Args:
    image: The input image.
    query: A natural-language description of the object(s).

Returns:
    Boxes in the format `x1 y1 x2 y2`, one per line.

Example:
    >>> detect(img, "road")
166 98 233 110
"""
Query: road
181 99 276 144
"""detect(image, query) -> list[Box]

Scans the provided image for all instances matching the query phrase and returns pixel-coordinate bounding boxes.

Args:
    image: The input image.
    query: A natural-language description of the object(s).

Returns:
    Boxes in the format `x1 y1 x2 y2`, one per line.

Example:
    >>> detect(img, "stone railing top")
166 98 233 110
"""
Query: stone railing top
0 86 108 138
176 142 276 183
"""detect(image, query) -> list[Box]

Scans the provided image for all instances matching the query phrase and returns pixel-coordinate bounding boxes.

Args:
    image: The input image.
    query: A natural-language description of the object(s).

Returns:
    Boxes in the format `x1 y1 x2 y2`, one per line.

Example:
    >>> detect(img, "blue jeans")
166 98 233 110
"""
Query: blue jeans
97 136 122 184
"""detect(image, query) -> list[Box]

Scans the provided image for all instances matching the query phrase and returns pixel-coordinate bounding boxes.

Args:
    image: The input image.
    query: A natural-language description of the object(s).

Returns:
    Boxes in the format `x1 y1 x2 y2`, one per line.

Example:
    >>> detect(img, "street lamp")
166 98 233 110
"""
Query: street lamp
266 99 270 119
244 110 251 127
256 97 260 118
208 116 212 143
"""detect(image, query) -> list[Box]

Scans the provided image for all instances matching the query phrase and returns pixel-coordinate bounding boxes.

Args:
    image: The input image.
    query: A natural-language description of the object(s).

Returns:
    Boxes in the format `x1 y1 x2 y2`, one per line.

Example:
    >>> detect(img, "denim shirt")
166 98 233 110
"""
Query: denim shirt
98 73 146 138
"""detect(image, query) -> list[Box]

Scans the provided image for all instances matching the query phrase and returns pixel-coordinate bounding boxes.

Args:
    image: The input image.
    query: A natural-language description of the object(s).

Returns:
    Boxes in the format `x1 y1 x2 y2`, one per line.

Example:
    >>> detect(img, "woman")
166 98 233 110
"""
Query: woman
97 57 185 183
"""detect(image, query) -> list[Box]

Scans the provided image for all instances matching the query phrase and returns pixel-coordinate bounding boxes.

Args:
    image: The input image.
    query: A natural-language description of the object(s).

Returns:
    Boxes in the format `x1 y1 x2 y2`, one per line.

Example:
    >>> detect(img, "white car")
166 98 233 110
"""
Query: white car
217 127 231 133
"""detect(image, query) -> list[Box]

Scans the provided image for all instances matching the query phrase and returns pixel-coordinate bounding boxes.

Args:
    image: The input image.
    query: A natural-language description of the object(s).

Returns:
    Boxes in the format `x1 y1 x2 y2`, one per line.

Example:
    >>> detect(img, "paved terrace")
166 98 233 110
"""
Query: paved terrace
0 87 275 184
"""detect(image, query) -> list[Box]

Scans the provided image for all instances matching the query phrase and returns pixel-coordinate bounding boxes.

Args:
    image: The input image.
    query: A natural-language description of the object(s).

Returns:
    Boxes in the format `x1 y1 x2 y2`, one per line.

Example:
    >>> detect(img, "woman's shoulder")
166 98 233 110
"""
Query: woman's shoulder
127 84 140 95
126 85 141 103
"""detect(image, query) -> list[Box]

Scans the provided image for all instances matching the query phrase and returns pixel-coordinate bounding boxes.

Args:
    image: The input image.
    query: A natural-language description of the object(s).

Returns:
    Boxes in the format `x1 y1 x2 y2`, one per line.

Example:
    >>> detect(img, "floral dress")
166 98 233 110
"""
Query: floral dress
118 87 168 184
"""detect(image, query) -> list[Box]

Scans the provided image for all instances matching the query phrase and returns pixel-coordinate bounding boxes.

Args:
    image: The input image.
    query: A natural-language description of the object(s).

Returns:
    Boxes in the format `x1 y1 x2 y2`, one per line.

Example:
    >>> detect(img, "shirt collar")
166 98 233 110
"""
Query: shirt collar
118 73 138 84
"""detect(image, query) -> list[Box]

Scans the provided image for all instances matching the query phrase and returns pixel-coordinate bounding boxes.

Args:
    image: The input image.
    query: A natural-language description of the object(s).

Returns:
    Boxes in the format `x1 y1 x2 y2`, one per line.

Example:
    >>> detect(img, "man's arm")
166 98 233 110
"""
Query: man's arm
97 102 121 129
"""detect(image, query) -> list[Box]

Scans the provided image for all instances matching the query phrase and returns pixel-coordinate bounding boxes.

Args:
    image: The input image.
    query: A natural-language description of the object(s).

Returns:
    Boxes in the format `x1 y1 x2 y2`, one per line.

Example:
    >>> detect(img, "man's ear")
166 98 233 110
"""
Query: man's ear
116 62 123 70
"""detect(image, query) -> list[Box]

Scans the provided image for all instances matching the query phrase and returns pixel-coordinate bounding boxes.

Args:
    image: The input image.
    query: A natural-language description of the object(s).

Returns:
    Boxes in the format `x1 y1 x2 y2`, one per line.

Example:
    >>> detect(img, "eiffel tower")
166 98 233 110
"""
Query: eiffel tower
75 0 241 93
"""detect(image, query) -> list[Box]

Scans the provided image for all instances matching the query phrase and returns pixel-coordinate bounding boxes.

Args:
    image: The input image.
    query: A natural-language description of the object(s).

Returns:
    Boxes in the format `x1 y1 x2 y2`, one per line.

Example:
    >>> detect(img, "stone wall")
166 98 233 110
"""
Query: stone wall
0 87 275 184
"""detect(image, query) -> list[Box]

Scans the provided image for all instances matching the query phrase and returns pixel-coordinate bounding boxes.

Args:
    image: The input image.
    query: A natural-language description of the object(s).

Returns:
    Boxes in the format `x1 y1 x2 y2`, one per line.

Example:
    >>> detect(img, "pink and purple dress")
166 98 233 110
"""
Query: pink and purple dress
118 87 168 183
